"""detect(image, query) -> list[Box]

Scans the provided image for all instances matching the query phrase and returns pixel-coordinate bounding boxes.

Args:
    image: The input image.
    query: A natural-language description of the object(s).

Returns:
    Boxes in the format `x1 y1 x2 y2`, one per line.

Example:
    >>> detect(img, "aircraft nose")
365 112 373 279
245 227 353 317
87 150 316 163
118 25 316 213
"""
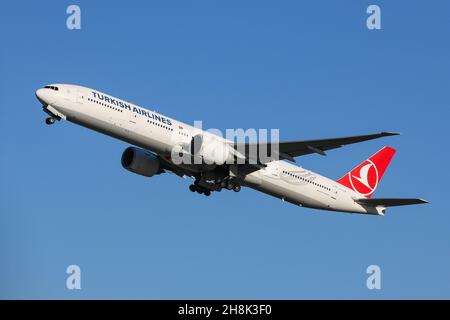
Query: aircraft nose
36 88 44 103
35 88 48 105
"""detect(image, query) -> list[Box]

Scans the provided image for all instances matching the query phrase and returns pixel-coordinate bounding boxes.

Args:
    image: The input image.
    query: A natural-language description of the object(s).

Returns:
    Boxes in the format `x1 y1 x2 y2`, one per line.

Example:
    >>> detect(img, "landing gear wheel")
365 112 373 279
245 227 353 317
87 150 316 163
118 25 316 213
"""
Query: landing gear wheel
204 190 211 196
232 185 241 192
189 184 196 192
45 117 56 125
197 188 204 195
226 182 233 190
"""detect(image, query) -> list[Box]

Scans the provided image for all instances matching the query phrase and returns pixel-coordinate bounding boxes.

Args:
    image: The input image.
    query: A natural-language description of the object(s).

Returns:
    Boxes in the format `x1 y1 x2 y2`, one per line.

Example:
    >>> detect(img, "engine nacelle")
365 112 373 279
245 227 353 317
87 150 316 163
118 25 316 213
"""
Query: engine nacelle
121 147 162 177
201 140 233 165
190 134 234 166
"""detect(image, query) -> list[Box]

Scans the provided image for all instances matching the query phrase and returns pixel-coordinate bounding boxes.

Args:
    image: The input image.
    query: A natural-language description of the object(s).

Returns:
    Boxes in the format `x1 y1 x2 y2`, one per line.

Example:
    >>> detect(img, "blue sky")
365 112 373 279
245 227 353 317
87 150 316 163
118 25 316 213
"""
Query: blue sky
1 1 449 299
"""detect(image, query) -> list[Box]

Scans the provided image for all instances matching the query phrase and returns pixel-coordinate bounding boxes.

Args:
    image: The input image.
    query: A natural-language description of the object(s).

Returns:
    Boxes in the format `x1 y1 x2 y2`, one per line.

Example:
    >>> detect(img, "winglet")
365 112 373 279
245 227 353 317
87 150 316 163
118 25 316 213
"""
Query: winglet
381 132 400 136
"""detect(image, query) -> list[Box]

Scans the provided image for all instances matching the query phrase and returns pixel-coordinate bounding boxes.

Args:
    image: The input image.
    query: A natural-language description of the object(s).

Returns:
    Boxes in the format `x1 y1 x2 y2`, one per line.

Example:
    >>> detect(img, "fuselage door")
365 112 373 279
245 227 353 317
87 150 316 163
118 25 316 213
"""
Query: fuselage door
331 185 340 200
129 107 137 125
76 90 84 104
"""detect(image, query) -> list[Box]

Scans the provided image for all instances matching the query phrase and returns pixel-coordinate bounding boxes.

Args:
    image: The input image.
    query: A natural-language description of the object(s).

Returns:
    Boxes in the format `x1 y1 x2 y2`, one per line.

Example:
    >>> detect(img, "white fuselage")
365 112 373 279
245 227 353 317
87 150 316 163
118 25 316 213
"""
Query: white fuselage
36 84 382 215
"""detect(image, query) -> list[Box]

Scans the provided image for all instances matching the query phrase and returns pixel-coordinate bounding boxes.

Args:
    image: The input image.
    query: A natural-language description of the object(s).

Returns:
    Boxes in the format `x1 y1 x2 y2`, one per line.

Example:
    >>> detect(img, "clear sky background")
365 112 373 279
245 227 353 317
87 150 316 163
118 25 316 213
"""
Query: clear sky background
1 1 449 299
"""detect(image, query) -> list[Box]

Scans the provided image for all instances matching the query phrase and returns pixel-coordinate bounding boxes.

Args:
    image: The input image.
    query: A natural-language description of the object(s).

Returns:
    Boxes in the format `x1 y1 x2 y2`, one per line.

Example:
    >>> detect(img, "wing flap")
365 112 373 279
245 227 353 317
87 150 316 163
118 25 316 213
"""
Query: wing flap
233 132 399 164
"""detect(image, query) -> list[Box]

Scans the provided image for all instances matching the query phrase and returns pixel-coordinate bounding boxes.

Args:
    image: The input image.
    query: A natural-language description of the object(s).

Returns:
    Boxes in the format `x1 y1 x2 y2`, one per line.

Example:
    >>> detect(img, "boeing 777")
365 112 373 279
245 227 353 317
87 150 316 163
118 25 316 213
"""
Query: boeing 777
35 84 427 215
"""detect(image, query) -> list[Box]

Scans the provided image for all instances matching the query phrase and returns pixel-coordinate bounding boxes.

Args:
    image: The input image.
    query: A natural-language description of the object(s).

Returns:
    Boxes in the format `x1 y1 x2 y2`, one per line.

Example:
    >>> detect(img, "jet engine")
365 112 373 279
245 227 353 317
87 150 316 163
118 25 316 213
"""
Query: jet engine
121 147 163 177
191 134 234 166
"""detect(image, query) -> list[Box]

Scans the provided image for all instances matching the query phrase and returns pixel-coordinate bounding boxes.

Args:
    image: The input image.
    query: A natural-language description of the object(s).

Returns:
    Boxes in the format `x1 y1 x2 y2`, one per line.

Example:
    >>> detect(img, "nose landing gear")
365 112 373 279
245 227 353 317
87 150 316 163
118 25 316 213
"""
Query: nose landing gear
45 117 56 125
42 105 62 125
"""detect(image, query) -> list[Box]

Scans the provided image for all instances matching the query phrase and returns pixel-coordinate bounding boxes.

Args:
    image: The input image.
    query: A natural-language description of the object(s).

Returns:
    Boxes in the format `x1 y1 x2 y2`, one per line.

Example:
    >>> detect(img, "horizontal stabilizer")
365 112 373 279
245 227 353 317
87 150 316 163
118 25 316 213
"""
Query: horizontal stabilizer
356 198 428 207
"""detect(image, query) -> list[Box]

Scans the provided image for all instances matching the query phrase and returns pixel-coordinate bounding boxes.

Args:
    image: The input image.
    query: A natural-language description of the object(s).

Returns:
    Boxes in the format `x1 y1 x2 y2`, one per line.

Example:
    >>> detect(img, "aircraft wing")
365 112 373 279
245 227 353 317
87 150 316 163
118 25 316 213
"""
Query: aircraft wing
356 198 428 207
233 132 399 164
158 155 195 178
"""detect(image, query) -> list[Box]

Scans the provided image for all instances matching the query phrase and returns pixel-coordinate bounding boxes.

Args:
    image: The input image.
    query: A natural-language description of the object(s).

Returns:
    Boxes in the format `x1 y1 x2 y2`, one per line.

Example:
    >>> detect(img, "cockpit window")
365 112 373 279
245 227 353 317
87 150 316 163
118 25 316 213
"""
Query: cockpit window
44 86 59 91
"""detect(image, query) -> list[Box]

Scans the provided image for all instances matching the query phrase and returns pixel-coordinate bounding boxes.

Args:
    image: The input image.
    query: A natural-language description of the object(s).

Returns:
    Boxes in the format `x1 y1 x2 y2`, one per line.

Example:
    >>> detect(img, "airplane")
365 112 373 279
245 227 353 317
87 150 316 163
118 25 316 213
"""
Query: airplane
35 84 427 216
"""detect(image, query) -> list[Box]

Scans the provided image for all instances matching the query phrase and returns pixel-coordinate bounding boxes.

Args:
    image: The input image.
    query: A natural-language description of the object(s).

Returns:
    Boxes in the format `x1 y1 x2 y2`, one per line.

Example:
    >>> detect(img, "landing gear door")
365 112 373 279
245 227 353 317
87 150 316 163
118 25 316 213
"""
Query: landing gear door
261 162 280 180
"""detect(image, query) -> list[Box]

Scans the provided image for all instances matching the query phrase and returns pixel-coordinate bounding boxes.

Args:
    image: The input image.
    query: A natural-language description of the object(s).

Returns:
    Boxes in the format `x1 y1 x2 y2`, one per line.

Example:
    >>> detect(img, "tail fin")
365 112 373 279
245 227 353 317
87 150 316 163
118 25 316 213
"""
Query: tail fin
337 146 396 198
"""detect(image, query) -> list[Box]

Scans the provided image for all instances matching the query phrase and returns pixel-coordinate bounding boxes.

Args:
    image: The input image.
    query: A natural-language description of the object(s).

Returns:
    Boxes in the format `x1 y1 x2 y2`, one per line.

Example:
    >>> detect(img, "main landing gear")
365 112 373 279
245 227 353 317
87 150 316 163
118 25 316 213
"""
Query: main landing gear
189 178 241 196
45 117 57 125
189 184 211 196
220 179 241 192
